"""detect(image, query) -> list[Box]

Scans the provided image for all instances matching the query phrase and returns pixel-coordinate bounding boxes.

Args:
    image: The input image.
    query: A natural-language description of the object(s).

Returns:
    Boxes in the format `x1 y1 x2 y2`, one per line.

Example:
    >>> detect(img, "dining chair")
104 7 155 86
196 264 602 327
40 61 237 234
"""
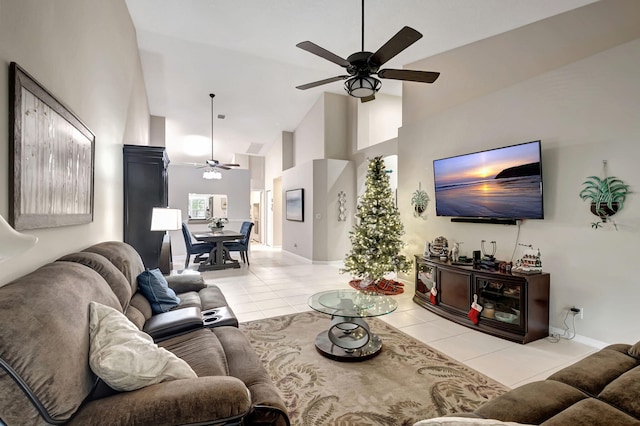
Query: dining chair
181 223 215 268
223 221 254 265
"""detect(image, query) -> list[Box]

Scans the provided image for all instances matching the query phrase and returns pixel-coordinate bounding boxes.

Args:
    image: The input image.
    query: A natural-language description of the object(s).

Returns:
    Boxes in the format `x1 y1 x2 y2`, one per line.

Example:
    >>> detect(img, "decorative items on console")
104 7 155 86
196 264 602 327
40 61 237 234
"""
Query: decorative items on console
424 236 449 260
512 244 542 274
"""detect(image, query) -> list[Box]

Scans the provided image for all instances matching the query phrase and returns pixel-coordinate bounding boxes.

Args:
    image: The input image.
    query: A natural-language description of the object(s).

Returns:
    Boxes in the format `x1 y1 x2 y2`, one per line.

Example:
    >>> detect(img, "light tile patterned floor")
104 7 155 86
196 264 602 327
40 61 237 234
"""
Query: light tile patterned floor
175 244 598 388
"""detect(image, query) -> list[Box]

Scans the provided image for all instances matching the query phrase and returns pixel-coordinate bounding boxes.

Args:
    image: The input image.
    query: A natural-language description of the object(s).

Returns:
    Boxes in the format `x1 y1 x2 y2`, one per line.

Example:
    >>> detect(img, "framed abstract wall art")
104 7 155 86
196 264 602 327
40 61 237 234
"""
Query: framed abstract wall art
9 62 95 230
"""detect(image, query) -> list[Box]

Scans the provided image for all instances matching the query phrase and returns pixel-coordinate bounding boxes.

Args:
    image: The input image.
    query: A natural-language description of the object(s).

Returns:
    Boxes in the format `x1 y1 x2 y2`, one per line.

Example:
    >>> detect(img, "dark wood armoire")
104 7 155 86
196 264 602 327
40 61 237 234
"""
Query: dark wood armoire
123 145 169 269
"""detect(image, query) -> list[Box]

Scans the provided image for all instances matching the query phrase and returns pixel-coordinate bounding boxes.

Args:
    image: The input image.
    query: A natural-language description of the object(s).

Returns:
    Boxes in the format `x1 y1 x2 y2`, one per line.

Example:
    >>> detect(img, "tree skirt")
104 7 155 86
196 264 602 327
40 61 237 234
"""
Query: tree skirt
240 311 508 426
348 278 405 295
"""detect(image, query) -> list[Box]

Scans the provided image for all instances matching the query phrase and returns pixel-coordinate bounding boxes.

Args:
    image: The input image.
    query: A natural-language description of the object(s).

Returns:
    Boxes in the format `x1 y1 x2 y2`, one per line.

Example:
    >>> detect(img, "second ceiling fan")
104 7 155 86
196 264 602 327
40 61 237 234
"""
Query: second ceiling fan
296 0 440 102
202 93 239 179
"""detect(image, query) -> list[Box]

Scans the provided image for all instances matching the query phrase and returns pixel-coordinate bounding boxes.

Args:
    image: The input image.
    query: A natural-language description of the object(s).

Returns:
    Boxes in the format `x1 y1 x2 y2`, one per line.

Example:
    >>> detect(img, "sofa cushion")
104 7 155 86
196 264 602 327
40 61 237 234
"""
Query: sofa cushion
541 397 640 426
0 263 121 424
474 380 587 425
125 293 154 329
84 241 145 293
58 252 132 310
137 269 181 313
175 290 203 309
89 302 196 392
628 341 640 359
159 328 230 377
598 366 640 418
547 347 638 396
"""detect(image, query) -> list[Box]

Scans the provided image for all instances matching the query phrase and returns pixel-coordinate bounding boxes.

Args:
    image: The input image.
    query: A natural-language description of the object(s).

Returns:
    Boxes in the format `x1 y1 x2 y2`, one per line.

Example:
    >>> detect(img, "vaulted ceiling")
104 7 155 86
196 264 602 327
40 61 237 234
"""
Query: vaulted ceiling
125 0 595 165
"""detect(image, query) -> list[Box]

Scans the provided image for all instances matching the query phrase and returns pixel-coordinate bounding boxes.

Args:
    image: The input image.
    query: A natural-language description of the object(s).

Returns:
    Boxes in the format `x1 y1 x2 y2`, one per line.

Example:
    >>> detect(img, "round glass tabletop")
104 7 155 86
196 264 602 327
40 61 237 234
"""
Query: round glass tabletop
308 289 397 318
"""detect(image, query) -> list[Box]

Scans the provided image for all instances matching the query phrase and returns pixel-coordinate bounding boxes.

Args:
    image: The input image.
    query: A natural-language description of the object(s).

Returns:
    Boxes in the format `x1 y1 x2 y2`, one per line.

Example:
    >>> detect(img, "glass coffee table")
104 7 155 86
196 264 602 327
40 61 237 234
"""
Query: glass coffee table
308 289 397 361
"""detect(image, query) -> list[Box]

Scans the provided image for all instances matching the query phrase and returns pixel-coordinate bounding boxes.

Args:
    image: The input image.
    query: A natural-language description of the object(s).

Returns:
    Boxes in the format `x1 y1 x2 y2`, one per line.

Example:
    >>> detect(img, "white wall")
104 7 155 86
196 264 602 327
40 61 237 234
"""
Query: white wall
357 94 402 150
282 164 313 258
294 97 325 166
0 0 149 286
312 159 356 262
323 93 350 160
168 164 250 256
399 38 640 344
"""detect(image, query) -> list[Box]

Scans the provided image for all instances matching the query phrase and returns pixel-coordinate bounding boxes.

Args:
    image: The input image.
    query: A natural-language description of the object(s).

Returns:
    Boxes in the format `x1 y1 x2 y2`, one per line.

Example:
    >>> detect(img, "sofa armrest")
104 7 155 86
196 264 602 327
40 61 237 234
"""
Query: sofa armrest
143 307 204 341
69 376 251 425
165 274 206 293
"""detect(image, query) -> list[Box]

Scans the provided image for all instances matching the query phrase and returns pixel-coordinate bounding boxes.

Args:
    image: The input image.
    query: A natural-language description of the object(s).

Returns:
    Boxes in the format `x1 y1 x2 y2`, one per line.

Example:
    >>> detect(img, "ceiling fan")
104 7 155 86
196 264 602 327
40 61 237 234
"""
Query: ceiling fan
201 93 238 179
295 0 440 102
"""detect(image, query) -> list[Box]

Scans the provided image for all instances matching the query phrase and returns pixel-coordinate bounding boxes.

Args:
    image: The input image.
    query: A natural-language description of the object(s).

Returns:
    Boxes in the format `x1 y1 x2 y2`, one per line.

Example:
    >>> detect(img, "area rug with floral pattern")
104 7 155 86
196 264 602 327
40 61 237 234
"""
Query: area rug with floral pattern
240 311 508 426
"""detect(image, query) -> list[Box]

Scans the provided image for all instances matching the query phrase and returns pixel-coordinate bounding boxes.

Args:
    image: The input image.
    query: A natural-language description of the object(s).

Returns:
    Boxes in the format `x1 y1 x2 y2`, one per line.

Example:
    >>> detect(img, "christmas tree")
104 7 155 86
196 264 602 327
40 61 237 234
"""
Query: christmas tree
342 156 410 289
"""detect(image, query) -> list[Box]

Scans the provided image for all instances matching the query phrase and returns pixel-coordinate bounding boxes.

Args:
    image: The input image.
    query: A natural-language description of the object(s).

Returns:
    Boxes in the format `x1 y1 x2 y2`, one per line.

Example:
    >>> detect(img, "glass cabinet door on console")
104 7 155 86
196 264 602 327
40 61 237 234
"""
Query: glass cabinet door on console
476 277 523 327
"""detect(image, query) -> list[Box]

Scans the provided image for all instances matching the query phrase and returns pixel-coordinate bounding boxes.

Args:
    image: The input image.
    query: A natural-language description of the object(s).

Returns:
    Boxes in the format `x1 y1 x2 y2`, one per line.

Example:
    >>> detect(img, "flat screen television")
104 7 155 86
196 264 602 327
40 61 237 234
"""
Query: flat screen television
433 140 543 220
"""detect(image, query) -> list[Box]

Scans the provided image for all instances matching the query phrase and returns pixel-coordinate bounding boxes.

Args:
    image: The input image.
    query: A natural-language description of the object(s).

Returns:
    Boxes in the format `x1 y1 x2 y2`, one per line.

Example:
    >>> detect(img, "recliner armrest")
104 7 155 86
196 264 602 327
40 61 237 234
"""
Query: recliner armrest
165 274 206 293
143 307 203 341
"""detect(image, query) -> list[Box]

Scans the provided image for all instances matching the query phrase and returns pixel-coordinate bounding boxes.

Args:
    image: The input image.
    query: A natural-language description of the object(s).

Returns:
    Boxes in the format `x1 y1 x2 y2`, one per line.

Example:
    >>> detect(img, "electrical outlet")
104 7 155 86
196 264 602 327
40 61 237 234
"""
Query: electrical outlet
571 306 584 319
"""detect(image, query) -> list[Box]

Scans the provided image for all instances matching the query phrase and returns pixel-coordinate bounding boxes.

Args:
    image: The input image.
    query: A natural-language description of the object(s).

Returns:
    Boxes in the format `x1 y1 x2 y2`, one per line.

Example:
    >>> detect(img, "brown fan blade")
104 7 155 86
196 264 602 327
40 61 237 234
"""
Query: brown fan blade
378 69 440 83
361 94 376 103
369 26 422 67
216 165 231 170
221 163 240 167
296 41 350 68
296 75 349 90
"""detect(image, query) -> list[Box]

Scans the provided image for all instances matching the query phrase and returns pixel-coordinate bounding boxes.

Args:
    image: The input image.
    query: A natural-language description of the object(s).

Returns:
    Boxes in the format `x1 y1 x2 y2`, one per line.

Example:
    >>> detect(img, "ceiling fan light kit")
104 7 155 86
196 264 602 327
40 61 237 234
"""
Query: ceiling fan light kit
295 0 440 102
344 75 381 98
202 169 222 180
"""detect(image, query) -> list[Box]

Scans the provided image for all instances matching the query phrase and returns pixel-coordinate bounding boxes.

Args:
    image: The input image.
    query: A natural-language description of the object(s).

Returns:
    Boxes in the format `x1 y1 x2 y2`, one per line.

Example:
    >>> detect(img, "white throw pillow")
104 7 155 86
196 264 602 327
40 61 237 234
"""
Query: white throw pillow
88 301 197 391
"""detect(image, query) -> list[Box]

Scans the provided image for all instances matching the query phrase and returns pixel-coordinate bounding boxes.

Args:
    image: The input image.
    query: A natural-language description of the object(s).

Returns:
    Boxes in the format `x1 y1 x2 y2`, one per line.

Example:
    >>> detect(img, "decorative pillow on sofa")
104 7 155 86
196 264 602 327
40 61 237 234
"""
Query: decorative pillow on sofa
629 341 640 359
88 301 197 392
137 268 180 313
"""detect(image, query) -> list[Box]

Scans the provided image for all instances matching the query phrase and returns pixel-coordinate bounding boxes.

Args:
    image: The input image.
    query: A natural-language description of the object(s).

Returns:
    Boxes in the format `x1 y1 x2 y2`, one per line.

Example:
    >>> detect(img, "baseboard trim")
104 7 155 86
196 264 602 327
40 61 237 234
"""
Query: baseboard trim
548 326 608 349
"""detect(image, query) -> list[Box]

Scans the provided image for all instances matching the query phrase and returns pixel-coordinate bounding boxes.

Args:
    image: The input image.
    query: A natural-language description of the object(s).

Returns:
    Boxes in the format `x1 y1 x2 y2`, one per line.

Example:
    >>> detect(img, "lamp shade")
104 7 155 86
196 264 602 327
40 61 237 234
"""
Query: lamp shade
0 214 38 263
150 208 182 231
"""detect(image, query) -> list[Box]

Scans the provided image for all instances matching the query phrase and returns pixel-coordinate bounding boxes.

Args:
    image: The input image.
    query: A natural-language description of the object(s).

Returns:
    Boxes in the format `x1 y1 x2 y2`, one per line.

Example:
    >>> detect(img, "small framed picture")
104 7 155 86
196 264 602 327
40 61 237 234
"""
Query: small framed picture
285 188 304 221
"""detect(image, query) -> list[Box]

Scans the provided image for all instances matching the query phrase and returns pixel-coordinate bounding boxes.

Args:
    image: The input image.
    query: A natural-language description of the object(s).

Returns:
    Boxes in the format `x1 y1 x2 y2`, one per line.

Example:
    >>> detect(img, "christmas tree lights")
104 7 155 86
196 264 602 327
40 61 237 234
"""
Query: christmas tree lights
342 156 410 286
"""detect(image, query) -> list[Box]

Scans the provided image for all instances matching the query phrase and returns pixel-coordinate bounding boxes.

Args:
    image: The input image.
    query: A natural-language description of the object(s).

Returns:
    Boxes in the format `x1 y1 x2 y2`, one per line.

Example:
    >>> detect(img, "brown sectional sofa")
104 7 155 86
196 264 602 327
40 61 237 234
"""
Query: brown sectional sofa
0 241 289 425
451 343 640 425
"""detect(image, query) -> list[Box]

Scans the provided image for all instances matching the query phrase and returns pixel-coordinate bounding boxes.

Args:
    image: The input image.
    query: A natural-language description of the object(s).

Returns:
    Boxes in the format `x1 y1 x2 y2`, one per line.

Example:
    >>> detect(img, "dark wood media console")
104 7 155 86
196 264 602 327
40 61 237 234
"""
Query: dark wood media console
413 255 550 344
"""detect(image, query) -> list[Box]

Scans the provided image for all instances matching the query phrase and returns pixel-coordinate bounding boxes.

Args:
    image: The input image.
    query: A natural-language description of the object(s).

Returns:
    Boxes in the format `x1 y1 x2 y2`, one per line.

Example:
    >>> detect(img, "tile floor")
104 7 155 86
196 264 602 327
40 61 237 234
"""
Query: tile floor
176 244 598 389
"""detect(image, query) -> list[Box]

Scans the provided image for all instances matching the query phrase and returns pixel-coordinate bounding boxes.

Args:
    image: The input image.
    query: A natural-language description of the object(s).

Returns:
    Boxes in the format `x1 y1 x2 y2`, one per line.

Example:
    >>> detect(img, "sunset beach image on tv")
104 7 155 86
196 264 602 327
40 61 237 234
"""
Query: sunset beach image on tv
433 141 543 219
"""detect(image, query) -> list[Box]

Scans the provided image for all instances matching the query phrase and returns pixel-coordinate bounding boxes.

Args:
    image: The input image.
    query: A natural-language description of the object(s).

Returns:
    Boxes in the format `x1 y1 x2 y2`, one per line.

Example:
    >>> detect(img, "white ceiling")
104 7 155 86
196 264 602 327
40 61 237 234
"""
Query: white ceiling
125 0 595 165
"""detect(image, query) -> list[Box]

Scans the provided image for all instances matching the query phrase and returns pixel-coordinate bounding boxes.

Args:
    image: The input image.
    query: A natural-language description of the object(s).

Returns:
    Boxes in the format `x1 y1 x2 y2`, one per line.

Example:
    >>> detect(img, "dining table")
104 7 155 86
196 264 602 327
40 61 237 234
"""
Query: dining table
193 230 244 271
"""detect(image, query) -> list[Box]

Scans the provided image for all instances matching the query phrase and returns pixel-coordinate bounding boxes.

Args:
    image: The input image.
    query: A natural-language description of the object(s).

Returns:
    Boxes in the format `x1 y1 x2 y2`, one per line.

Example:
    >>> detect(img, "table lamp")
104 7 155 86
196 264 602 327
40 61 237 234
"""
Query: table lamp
150 207 182 274
0 214 38 263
